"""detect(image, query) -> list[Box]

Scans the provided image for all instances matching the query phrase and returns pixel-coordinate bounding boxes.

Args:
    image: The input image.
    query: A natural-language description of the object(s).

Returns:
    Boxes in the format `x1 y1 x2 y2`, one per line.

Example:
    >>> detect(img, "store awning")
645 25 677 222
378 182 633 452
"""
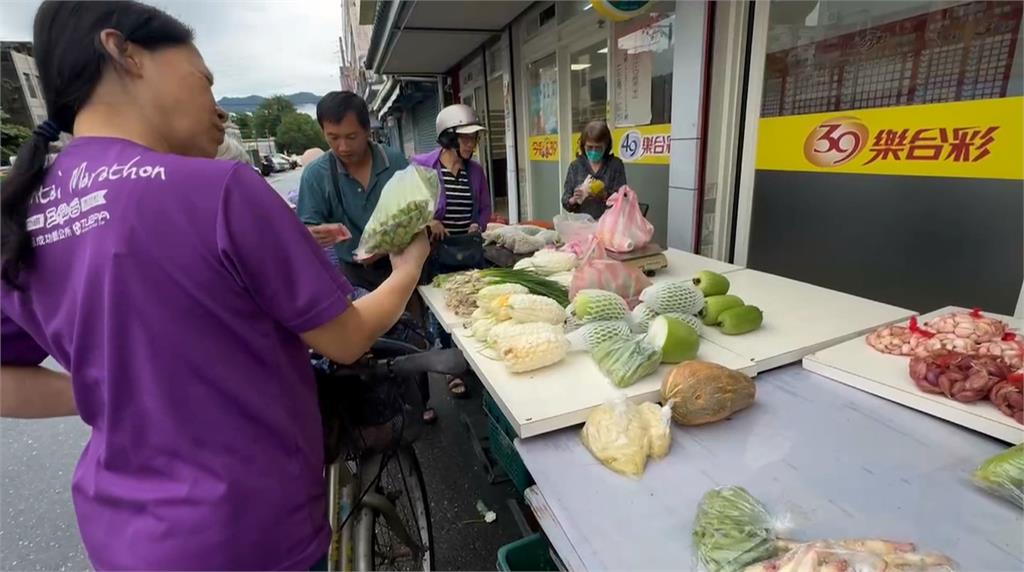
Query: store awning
365 0 531 75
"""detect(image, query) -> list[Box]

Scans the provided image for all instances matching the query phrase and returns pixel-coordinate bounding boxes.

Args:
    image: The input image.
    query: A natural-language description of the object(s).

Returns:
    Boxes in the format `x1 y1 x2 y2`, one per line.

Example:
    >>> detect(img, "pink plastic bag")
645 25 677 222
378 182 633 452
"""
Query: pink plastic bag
596 186 654 253
570 237 652 308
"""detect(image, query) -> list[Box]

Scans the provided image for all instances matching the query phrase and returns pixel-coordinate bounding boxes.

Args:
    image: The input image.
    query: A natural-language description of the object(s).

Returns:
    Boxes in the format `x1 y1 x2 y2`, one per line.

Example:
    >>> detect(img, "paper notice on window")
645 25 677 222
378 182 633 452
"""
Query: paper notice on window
614 49 653 127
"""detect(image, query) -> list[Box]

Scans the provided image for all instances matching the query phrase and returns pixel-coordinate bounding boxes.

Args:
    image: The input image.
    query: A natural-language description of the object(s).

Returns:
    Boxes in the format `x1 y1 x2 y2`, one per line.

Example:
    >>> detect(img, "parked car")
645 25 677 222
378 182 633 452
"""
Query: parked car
261 155 291 175
272 153 298 170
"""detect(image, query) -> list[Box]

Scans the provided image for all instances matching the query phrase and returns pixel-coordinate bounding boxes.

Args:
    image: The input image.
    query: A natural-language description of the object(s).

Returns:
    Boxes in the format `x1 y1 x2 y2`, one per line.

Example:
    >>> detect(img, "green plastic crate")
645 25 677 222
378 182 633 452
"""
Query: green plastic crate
497 533 558 571
483 393 534 494
483 392 515 438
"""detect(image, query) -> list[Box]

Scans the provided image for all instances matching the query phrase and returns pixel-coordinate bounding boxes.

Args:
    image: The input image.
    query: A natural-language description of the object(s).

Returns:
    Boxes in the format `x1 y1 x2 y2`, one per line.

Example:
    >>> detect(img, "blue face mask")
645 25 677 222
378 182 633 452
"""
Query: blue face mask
585 149 604 163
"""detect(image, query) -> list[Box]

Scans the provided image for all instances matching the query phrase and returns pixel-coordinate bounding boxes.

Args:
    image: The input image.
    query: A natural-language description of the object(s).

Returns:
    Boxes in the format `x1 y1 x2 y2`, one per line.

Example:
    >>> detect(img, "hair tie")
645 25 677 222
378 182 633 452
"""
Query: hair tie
33 120 61 143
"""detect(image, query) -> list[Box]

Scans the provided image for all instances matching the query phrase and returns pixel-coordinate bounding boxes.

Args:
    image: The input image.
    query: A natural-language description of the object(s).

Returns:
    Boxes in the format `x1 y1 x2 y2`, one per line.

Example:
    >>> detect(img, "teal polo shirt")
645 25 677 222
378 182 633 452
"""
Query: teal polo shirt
296 143 409 263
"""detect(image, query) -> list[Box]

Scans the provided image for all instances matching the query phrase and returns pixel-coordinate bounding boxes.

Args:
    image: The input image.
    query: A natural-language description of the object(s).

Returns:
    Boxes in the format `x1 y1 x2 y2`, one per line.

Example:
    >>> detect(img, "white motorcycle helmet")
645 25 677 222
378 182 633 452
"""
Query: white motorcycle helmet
436 104 485 155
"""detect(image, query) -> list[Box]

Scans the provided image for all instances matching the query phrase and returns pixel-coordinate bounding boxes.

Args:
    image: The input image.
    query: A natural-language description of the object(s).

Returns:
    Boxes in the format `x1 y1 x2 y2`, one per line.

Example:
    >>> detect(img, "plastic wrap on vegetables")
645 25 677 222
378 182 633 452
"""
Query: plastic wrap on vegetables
972 443 1024 507
486 321 563 353
693 486 779 572
355 165 439 257
630 303 658 333
636 401 672 459
592 335 662 388
493 293 566 325
747 540 955 572
569 289 630 322
566 320 633 352
751 539 956 572
580 396 652 478
640 281 706 315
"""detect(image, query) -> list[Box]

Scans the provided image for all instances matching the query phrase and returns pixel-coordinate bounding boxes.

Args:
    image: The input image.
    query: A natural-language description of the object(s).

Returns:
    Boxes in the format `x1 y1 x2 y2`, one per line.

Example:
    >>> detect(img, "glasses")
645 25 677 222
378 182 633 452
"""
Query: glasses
458 133 480 145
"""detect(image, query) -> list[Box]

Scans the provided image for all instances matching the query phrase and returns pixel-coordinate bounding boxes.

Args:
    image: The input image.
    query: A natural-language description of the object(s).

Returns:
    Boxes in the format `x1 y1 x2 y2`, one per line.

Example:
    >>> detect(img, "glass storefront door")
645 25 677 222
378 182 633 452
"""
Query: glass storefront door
526 52 561 222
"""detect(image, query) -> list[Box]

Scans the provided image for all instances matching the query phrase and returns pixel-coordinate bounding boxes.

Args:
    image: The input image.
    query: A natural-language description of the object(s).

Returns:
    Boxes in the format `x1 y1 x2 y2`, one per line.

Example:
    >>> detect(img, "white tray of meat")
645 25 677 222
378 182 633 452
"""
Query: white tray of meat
803 306 1024 444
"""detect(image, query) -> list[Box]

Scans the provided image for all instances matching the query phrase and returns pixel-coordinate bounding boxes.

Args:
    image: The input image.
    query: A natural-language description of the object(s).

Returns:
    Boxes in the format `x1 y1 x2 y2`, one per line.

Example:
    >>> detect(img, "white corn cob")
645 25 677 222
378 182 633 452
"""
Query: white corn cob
501 329 570 373
495 293 566 325
476 283 528 308
630 303 658 333
566 320 633 352
487 321 563 352
471 317 499 340
570 289 630 322
513 250 578 275
639 282 705 315
660 312 703 334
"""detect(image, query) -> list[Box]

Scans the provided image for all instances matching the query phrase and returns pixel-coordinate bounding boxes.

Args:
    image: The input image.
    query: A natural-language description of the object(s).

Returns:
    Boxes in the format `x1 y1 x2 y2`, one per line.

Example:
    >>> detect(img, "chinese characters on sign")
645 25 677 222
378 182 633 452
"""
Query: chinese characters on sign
757 97 1023 180
527 135 559 162
619 129 670 163
613 48 652 127
803 117 1004 169
863 127 999 164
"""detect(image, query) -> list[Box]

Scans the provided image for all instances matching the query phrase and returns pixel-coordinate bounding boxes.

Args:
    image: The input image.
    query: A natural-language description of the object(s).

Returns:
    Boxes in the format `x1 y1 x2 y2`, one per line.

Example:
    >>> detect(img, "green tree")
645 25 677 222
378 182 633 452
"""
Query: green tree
275 112 327 154
1 110 33 166
232 112 255 139
251 95 296 139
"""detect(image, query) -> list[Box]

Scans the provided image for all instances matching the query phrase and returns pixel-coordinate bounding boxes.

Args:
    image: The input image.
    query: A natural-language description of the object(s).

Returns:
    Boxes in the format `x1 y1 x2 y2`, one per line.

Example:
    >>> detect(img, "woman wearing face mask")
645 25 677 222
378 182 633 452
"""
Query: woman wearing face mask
0 1 429 569
562 120 628 220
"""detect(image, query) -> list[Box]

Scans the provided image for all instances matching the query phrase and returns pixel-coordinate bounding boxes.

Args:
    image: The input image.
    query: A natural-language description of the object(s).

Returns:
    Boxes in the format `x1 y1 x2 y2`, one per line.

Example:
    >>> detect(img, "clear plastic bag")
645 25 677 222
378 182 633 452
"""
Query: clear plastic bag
580 395 673 478
972 442 1023 507
555 212 598 246
693 486 780 572
592 335 662 388
750 540 956 572
569 237 653 308
595 185 654 253
355 165 439 258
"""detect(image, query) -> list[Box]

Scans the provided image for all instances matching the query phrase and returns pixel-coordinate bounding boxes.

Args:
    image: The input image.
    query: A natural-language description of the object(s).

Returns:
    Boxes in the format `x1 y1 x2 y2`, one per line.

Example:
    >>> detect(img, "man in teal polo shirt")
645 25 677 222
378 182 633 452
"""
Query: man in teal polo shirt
298 91 409 290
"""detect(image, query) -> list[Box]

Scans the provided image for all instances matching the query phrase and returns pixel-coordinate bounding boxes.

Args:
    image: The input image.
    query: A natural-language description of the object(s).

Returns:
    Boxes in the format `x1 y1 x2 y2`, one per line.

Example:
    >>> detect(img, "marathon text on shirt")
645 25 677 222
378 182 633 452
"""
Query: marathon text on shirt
68 157 167 192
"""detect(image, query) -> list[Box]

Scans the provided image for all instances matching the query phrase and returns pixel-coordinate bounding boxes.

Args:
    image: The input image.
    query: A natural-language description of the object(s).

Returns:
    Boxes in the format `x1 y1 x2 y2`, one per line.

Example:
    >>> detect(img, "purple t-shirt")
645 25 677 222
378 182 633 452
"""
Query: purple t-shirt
0 137 354 570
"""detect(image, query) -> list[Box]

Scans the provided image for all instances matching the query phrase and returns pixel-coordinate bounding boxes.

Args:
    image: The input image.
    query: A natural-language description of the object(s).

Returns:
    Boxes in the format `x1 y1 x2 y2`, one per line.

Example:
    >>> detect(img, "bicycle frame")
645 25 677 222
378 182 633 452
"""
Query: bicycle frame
326 450 424 571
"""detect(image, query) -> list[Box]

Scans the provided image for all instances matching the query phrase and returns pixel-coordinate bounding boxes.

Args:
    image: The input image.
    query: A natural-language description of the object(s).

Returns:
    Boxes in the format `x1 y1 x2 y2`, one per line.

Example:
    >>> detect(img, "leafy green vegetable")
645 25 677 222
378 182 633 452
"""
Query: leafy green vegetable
478 268 570 307
693 486 778 572
973 443 1024 507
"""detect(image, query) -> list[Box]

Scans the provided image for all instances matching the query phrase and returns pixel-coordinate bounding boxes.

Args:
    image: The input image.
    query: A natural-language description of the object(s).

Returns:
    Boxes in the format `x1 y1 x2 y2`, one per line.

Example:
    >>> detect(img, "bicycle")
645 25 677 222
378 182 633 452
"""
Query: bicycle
314 336 467 571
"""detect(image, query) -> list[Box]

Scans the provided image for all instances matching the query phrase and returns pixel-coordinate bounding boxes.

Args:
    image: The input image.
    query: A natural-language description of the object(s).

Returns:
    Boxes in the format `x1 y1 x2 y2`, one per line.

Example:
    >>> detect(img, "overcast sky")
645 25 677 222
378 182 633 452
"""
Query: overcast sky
0 0 343 98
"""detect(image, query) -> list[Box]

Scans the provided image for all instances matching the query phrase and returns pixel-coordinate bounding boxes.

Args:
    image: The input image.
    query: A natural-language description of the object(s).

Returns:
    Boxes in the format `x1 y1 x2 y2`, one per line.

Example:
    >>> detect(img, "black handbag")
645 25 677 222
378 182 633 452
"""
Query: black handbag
433 233 485 272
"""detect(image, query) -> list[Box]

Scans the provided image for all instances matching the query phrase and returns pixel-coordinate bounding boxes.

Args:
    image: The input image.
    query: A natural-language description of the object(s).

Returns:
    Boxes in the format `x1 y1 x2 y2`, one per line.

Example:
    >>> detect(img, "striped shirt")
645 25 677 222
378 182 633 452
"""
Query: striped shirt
440 167 474 235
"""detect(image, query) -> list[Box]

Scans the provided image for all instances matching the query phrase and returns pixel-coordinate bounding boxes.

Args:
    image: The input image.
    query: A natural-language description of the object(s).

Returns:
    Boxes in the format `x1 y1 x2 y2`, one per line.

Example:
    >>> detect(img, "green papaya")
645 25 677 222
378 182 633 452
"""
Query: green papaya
701 295 745 326
717 305 763 335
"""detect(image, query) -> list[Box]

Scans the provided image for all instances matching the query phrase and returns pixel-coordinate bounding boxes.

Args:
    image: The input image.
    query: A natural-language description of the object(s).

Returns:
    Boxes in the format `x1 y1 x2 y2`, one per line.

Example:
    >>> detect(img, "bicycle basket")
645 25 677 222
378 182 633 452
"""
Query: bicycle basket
315 339 427 464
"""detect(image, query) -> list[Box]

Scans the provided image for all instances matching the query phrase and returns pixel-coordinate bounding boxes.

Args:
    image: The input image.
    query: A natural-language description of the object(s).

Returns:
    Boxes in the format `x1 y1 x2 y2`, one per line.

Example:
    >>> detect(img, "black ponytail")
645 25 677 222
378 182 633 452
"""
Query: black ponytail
0 1 192 289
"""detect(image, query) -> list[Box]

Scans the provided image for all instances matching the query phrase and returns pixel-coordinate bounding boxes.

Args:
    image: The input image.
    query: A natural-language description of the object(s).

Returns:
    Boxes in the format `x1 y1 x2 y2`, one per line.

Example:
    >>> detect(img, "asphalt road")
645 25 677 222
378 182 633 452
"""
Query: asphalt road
0 167 527 570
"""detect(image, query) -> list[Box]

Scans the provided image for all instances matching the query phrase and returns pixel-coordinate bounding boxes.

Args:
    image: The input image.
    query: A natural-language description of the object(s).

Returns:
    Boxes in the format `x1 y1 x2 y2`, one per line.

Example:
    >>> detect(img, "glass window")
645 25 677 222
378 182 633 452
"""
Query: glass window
527 53 559 136
558 0 590 24
612 2 676 126
571 40 610 130
23 73 37 99
524 2 556 41
762 0 1023 117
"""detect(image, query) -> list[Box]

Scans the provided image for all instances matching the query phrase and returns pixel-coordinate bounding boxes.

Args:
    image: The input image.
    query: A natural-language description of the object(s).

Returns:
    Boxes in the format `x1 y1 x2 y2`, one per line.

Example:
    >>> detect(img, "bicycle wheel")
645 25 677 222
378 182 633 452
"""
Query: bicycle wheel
371 446 433 571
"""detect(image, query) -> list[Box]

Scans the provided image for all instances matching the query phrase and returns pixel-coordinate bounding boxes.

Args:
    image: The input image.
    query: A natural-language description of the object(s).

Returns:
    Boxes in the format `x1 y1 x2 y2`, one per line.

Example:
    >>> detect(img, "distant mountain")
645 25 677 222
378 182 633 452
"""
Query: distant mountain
218 92 322 114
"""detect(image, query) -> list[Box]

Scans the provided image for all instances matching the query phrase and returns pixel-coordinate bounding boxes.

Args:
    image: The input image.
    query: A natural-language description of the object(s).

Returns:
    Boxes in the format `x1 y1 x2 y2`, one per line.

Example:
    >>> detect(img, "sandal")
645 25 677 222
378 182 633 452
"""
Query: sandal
422 407 438 425
447 376 468 399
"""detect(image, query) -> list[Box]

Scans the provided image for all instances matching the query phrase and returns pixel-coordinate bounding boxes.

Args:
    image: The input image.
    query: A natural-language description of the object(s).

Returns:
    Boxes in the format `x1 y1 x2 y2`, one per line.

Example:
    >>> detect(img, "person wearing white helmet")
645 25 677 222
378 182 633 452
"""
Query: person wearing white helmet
410 103 492 239
410 103 492 399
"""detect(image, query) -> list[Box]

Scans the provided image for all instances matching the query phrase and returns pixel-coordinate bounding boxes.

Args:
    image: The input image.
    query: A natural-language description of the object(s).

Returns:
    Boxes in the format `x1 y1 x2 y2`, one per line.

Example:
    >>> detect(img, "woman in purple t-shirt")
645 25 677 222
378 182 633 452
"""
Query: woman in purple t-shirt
0 2 428 570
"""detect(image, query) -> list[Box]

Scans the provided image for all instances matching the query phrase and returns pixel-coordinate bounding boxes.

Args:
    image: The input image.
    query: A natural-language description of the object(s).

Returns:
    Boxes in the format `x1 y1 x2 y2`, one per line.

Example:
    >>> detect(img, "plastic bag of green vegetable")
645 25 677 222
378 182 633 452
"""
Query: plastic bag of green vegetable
693 486 780 572
972 443 1023 507
355 165 440 258
592 335 662 388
